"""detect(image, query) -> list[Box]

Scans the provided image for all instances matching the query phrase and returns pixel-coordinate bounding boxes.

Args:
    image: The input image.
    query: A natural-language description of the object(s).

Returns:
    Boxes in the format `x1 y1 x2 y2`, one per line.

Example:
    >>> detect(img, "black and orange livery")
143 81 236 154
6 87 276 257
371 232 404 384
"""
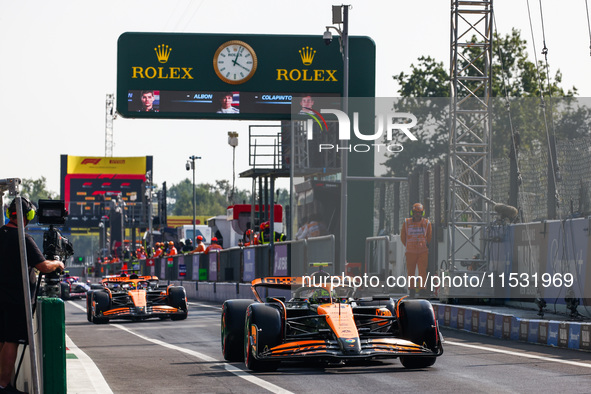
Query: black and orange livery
222 276 444 370
86 274 188 324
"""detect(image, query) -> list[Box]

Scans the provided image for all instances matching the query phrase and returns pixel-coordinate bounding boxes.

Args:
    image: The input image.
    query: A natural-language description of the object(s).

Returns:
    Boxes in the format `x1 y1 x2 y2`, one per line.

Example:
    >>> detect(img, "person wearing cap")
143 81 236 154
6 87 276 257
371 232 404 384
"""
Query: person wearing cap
242 229 257 247
0 197 65 394
192 235 206 254
166 241 177 256
181 238 193 254
257 222 271 244
400 203 432 298
258 221 286 244
204 237 223 254
153 242 164 258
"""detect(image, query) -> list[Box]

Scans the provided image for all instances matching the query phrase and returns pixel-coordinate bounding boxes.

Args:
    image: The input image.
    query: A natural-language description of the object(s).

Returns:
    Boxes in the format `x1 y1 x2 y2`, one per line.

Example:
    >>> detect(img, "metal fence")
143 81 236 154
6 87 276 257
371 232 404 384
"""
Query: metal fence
375 134 591 236
89 236 335 283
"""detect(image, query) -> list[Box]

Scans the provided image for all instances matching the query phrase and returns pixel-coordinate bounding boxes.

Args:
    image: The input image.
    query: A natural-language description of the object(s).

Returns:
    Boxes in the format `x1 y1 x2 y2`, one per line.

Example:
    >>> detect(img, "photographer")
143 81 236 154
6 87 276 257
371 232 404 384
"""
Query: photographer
0 197 63 394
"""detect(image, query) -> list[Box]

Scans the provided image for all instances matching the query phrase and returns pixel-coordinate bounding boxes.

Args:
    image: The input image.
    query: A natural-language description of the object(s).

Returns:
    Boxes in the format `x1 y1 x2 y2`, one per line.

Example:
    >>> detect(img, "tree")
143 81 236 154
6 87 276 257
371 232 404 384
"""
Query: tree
167 179 253 217
385 29 583 176
166 178 289 218
20 177 57 204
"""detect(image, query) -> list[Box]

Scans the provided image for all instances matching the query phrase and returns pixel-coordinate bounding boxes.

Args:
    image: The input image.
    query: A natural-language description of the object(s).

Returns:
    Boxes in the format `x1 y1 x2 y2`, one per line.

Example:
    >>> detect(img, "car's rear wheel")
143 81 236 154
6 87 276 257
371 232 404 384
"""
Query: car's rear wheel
244 303 282 371
92 291 110 324
60 282 70 300
168 286 188 320
397 299 439 369
221 300 252 362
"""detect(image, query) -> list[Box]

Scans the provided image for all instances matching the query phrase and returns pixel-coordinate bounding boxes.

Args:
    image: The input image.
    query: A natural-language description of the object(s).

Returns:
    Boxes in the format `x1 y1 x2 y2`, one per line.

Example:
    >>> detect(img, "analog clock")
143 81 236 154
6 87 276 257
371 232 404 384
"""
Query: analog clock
213 40 258 84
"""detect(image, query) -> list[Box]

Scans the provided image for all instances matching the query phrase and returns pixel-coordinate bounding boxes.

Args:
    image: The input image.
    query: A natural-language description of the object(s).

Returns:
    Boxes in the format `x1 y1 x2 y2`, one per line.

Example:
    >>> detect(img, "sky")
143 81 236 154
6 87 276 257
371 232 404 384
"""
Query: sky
1 0 590 197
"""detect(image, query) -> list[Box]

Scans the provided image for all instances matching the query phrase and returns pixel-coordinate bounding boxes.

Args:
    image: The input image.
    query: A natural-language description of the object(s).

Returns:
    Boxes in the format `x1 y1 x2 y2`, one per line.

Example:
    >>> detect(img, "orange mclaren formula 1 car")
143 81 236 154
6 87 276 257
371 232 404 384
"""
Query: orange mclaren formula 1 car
221 276 443 371
86 274 188 324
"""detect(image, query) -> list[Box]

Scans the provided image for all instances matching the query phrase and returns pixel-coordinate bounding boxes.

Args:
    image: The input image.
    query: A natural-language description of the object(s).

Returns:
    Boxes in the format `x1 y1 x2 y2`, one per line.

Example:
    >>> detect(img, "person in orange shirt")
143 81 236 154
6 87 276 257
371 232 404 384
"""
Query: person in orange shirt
166 241 178 256
153 242 164 258
204 237 223 254
242 229 254 246
137 247 147 259
400 203 432 298
192 235 206 253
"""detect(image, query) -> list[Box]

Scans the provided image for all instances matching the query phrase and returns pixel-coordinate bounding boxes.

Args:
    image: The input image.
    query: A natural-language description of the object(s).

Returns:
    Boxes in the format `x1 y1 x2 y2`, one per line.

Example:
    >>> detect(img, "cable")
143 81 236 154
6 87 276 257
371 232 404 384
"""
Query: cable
532 3 587 319
526 0 561 220
586 0 591 55
539 0 549 61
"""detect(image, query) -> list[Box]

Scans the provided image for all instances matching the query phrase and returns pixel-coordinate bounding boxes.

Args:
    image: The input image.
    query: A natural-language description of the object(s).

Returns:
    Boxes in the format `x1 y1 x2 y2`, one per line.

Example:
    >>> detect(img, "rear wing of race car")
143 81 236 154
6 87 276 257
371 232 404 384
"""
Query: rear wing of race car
102 275 159 283
250 277 304 302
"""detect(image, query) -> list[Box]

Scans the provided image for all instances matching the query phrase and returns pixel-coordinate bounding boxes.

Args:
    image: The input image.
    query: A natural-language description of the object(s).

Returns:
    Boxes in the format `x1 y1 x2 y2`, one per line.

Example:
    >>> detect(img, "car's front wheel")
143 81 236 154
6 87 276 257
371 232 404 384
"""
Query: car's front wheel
168 286 188 320
244 303 283 371
86 291 94 322
397 299 440 369
92 291 110 324
221 299 252 362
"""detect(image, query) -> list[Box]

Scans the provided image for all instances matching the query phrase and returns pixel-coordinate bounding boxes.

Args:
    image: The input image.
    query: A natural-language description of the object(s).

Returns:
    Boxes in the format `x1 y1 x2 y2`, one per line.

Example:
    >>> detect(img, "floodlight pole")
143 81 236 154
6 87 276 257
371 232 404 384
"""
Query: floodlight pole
228 132 239 204
187 156 201 243
329 5 350 273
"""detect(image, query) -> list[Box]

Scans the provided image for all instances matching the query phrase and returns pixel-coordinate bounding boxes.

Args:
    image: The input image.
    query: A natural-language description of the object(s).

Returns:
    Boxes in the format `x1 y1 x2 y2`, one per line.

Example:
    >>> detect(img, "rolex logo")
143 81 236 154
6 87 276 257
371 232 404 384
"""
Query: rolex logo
299 46 316 66
154 44 172 63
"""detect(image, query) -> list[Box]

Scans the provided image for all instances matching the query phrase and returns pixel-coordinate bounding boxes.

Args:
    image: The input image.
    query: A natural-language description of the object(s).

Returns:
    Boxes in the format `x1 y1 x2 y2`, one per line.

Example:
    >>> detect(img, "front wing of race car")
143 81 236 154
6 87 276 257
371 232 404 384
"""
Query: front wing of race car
254 337 439 361
96 288 187 321
102 304 185 319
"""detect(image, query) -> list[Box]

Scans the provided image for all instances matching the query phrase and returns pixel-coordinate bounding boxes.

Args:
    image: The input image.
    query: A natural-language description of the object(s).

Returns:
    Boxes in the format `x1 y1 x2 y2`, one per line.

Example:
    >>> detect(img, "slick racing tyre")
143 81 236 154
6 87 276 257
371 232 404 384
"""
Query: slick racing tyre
221 299 252 362
244 303 283 371
92 291 110 325
86 291 95 322
397 299 439 369
60 282 70 300
168 286 188 320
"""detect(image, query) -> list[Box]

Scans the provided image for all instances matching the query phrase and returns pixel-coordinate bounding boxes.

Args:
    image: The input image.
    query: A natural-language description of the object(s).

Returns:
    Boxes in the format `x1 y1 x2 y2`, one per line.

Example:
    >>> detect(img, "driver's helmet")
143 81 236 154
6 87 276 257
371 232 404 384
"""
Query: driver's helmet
310 287 331 304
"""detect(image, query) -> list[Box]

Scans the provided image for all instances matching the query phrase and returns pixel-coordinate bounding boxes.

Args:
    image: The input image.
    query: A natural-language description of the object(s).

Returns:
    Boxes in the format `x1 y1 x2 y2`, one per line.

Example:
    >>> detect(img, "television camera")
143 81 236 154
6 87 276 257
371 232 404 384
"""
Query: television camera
37 199 73 297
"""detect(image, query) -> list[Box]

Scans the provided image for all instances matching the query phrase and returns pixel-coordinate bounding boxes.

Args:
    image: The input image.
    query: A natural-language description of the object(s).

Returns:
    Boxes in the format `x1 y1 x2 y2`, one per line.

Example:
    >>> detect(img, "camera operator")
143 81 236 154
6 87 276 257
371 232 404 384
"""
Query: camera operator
0 197 64 394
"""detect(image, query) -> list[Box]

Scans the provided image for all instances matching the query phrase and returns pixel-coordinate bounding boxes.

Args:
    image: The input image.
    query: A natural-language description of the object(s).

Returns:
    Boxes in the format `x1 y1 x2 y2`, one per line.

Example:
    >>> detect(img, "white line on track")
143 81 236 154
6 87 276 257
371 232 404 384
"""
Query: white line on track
188 302 222 310
65 335 114 394
67 300 292 394
446 340 591 369
67 301 114 393
112 323 294 394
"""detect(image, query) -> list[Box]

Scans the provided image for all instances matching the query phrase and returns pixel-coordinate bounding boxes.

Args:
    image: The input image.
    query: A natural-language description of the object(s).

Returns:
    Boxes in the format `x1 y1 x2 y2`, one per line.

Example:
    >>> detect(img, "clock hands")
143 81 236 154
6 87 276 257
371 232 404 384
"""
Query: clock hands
232 46 243 67
234 61 251 72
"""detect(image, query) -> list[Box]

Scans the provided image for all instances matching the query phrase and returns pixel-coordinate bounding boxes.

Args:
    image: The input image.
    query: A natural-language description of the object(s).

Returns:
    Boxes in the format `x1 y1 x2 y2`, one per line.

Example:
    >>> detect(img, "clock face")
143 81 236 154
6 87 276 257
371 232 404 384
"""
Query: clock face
213 40 258 85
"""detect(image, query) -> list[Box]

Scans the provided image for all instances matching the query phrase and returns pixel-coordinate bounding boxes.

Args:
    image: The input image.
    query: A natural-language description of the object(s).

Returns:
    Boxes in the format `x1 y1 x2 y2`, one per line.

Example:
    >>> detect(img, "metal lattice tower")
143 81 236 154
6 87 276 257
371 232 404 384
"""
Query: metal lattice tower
448 0 493 271
105 93 115 157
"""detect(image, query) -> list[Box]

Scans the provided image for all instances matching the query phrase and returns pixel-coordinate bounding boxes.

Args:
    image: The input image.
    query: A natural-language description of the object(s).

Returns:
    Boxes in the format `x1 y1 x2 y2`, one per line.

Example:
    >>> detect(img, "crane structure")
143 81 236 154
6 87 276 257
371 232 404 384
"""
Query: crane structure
447 0 494 288
105 93 116 157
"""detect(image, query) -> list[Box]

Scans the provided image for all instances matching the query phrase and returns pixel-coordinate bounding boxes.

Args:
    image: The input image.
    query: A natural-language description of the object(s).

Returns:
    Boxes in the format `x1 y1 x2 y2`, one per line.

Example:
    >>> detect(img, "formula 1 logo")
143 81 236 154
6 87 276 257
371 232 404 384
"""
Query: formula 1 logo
81 158 102 165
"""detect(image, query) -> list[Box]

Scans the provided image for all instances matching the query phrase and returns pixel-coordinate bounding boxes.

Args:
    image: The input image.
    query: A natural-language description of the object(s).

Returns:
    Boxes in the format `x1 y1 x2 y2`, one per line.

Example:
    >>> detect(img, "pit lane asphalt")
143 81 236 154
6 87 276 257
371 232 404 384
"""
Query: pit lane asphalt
64 299 591 394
